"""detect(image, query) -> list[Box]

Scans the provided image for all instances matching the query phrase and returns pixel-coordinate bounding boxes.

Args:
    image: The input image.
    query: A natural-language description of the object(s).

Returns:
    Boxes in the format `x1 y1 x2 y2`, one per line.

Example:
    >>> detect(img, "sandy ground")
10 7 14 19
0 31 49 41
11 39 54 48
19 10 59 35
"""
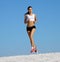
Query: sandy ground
0 52 60 62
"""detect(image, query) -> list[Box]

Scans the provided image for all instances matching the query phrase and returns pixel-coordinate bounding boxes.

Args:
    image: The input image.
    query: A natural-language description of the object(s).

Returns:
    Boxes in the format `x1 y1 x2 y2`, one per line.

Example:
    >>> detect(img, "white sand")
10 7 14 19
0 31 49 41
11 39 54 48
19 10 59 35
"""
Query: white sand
0 52 60 62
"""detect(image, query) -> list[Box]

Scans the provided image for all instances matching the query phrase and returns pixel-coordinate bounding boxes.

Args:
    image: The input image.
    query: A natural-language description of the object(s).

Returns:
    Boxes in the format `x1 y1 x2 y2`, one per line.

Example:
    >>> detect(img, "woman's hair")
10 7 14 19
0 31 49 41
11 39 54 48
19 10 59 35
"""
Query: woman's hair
27 6 32 10
25 6 32 15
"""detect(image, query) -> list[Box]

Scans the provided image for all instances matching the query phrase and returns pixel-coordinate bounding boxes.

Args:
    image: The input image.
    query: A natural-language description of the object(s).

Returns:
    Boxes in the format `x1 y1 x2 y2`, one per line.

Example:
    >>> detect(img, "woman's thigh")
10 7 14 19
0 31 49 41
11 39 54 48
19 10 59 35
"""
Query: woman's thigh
27 31 31 37
30 28 36 37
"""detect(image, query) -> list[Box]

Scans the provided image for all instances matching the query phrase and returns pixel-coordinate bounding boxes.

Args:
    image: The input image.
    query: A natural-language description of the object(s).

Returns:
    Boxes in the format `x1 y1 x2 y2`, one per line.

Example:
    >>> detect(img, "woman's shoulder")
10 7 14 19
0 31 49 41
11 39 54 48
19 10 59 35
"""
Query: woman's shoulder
33 13 36 15
33 13 36 17
24 13 29 18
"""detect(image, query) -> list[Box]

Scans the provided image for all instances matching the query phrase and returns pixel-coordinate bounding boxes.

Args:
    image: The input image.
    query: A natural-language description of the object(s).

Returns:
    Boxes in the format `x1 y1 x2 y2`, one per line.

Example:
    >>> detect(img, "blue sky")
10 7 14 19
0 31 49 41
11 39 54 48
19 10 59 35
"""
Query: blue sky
0 0 60 57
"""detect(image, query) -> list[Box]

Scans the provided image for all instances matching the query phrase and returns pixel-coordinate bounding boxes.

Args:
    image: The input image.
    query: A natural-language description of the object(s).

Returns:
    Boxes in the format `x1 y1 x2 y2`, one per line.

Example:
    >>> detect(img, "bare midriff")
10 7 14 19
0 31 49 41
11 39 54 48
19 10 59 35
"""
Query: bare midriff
27 21 35 27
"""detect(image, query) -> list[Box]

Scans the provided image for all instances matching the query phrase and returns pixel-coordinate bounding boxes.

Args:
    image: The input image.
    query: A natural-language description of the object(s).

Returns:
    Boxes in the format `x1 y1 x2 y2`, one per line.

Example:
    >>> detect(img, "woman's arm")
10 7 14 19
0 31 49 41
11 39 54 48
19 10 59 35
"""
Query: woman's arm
35 14 37 22
33 14 37 24
24 15 27 24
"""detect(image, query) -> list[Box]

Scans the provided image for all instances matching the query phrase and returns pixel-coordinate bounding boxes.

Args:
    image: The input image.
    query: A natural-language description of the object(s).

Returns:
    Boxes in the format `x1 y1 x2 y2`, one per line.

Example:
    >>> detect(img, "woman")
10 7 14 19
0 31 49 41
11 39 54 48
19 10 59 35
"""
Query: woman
24 6 37 53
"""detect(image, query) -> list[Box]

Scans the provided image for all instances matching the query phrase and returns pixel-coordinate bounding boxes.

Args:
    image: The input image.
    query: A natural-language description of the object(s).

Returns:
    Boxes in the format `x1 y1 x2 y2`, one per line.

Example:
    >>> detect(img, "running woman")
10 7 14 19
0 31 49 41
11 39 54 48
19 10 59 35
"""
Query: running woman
24 6 37 53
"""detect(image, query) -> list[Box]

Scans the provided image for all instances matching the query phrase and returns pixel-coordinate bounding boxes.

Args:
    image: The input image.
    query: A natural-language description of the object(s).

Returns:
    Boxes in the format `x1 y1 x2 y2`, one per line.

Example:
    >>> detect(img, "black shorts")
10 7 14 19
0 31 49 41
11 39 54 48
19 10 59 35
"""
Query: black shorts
26 25 36 32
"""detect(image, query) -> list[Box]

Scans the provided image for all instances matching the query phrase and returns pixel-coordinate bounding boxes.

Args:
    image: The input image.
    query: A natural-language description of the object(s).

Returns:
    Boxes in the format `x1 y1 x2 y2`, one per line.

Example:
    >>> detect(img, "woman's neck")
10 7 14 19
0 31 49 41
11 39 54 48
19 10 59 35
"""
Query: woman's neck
29 13 33 15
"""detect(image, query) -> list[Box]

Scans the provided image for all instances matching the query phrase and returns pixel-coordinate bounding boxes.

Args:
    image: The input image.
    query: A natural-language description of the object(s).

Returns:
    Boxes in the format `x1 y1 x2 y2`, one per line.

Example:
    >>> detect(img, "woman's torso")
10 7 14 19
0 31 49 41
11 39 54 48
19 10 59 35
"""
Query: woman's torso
26 14 35 27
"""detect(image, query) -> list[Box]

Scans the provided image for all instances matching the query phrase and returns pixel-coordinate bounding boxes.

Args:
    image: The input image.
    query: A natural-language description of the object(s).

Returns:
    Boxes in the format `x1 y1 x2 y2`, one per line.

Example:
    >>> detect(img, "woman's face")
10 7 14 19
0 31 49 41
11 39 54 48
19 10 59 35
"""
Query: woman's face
28 8 32 14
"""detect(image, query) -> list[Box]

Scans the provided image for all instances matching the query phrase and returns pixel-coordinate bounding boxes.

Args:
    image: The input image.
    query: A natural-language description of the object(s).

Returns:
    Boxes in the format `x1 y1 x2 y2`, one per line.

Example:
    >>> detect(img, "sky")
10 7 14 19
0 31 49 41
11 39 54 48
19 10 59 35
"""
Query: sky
0 0 60 57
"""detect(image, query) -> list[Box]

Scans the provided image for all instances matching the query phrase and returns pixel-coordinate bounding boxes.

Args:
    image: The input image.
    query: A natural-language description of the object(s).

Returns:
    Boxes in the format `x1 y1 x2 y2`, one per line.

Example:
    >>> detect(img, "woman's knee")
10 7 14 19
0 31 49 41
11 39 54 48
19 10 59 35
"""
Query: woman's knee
30 35 33 39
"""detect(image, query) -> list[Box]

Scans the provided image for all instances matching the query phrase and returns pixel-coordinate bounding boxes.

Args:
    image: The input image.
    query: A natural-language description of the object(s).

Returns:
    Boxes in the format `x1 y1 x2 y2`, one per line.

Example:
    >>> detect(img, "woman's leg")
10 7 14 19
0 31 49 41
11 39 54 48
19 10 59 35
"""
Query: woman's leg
27 28 37 52
27 31 32 46
27 28 36 47
29 28 36 47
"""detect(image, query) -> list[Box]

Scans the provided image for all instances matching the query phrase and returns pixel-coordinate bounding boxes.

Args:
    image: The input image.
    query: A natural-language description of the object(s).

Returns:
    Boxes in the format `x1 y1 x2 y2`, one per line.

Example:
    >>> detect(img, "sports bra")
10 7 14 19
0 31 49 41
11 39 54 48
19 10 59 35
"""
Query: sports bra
26 14 35 21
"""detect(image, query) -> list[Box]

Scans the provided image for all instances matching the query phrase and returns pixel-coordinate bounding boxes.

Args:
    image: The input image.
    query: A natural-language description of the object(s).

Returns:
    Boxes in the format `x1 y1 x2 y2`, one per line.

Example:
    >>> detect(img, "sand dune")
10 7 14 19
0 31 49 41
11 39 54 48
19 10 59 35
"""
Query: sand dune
0 52 60 62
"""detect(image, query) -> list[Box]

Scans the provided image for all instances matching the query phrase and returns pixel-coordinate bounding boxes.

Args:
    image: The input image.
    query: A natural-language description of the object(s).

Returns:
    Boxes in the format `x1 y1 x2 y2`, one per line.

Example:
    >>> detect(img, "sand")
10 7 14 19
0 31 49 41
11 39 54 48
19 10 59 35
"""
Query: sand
0 52 60 62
